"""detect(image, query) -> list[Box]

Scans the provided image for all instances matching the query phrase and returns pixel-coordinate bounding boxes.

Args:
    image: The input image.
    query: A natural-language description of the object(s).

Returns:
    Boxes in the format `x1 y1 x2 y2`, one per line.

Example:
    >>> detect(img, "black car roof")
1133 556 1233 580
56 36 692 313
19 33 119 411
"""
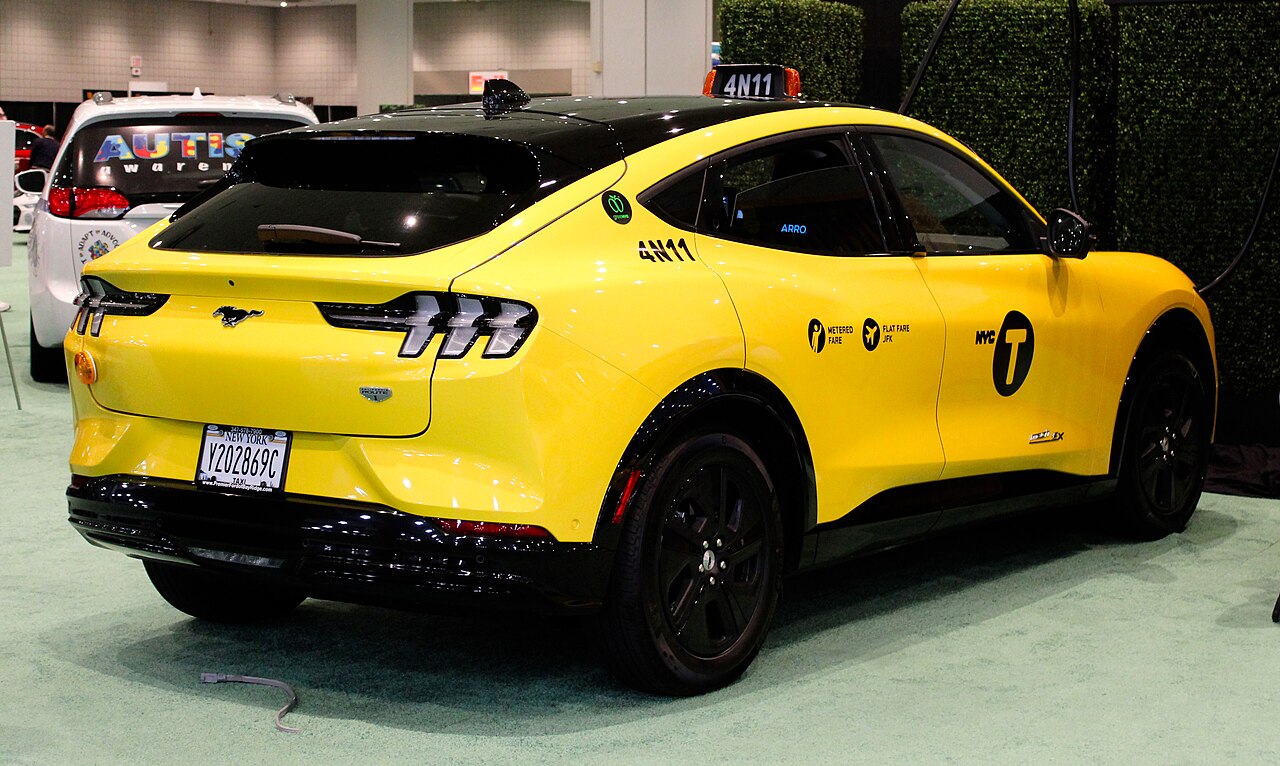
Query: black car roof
283 96 839 173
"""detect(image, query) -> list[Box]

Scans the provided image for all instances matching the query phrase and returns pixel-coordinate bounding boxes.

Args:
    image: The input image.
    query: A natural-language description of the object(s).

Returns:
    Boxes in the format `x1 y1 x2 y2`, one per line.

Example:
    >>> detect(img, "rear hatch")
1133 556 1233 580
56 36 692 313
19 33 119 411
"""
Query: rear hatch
79 117 622 437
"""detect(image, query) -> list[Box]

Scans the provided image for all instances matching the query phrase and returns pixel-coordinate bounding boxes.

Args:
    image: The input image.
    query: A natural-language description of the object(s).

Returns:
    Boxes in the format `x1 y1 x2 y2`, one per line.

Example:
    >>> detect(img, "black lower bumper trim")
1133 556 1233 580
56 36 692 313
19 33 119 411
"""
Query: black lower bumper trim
67 475 612 613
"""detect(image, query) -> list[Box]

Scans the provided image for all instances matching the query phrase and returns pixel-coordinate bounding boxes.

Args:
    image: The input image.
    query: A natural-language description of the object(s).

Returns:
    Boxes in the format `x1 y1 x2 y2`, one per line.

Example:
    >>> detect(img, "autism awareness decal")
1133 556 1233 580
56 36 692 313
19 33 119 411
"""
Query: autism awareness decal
132 133 170 159
94 132 256 163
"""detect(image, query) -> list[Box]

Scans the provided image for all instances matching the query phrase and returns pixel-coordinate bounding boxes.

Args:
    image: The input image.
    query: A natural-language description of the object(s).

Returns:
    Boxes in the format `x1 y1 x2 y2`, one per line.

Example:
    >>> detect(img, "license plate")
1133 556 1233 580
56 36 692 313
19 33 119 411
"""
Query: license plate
195 425 291 494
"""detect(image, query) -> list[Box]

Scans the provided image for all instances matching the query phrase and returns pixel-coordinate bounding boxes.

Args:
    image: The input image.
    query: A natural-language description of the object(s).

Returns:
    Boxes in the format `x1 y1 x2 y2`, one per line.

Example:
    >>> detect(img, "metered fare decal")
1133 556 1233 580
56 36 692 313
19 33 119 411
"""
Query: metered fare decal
808 317 910 353
975 310 1035 396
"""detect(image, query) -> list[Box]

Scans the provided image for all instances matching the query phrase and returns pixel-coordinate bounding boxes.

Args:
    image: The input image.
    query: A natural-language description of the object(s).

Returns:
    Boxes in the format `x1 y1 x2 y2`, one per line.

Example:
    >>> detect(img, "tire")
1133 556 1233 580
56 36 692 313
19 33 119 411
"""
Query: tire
143 560 306 623
29 318 68 383
1112 350 1210 540
603 432 783 696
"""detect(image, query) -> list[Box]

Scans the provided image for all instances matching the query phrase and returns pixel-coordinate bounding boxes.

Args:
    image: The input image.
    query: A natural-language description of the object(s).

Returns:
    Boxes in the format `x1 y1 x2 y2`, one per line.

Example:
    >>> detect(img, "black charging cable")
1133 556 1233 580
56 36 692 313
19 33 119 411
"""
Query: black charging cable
906 0 1085 221
1197 136 1280 297
1066 0 1082 215
899 0 963 116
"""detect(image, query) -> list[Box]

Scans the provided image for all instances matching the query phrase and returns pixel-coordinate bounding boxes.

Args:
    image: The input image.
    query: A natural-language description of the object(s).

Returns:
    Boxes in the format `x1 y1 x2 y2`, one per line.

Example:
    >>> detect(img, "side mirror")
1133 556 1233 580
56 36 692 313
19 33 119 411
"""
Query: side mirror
15 168 46 194
1046 208 1092 259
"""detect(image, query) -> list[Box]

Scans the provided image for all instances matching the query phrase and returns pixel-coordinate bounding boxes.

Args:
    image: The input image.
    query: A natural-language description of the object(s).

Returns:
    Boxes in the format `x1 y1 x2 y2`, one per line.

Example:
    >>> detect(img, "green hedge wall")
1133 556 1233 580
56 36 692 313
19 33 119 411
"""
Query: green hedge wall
1116 2 1280 403
901 0 1117 237
719 0 863 103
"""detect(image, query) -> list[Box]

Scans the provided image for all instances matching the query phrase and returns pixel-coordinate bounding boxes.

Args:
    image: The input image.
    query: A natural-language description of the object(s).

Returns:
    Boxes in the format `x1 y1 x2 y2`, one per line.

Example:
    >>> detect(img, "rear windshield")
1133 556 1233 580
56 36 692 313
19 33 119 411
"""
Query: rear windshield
55 116 307 204
151 133 589 256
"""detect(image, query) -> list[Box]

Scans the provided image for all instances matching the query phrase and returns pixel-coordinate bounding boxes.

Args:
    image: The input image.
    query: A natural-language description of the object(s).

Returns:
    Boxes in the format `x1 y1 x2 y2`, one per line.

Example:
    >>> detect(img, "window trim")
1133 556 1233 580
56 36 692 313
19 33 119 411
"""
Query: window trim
637 158 709 232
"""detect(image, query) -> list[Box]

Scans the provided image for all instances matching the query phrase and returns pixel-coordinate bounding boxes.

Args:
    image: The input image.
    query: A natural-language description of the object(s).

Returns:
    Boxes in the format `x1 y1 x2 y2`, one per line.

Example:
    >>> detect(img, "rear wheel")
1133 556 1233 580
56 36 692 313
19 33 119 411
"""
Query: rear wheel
603 432 782 696
1113 351 1210 540
29 319 67 383
143 560 306 623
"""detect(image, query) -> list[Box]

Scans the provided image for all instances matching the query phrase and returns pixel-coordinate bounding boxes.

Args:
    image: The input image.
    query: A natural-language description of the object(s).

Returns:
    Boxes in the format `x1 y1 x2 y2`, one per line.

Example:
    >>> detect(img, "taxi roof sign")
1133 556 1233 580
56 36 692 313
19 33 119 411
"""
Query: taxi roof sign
703 64 801 99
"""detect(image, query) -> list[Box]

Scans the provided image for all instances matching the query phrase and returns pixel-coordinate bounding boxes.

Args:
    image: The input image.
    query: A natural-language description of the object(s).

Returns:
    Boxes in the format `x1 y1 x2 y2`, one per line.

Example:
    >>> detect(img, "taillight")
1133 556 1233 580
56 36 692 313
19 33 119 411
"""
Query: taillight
72 277 169 337
434 518 553 540
48 186 131 219
316 292 537 360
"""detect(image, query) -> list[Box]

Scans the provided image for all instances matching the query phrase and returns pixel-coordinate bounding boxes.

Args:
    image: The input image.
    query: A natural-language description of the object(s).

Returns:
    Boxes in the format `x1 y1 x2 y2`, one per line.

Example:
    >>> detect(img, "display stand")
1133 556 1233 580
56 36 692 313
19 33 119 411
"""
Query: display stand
1 120 13 268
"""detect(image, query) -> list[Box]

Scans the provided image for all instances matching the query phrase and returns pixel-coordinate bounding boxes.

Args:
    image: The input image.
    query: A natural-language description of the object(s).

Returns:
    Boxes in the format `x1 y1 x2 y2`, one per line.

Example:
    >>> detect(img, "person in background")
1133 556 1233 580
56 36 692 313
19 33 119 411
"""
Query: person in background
0 106 7 120
29 124 58 170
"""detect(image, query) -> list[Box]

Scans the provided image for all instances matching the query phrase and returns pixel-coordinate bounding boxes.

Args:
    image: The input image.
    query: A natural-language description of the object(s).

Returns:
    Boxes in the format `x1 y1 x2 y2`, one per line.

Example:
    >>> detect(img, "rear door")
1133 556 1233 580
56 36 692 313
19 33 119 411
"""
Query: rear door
863 130 1110 480
687 130 947 529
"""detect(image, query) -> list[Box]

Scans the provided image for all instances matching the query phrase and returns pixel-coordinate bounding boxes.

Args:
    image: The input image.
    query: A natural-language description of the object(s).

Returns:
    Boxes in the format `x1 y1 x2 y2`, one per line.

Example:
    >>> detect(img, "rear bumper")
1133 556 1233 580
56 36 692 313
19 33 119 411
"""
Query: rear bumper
67 475 612 613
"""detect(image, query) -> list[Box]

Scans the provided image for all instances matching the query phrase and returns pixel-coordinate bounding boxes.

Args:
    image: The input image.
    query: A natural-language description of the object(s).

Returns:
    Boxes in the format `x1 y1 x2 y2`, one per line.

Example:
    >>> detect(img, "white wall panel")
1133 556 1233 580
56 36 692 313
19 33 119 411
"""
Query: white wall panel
644 0 712 96
0 0 593 107
357 0 413 113
0 0 275 102
414 0 592 96
275 5 358 106
595 0 714 97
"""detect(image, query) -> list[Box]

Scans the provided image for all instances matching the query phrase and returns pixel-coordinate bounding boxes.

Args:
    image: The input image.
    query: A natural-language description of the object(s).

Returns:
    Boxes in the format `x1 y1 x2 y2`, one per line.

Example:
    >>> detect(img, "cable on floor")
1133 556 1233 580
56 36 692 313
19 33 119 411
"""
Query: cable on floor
200 672 300 733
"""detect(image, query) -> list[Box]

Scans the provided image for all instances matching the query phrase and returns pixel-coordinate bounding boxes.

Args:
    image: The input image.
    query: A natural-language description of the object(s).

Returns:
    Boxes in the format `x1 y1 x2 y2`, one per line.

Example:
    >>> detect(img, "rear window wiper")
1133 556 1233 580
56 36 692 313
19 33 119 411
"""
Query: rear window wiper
257 224 401 250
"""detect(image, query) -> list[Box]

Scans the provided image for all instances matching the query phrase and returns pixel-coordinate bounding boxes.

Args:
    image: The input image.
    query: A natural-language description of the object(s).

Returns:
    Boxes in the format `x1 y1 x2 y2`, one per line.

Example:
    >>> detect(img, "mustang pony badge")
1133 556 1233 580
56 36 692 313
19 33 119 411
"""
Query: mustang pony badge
213 306 264 327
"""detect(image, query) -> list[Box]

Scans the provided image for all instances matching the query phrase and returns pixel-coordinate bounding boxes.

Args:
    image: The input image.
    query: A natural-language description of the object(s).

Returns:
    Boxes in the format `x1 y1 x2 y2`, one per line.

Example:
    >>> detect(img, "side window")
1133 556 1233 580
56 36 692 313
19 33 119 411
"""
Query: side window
645 168 705 228
867 133 1039 255
700 134 886 256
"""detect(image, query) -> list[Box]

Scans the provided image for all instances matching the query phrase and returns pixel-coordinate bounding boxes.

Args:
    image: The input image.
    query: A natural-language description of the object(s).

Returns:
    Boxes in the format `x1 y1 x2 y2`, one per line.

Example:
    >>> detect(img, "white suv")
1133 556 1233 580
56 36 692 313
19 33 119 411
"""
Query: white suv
27 90 317 381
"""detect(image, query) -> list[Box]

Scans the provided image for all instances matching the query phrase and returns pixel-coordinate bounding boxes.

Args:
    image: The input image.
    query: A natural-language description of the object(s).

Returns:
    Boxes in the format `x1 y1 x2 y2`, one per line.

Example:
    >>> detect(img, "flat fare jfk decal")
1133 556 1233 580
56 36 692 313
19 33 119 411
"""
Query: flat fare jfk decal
92 131 258 175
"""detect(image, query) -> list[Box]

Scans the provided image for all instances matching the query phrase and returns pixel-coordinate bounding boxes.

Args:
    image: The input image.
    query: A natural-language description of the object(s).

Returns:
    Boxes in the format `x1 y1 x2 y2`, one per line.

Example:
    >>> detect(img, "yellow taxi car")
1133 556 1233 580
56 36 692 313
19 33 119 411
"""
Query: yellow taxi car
64 68 1215 696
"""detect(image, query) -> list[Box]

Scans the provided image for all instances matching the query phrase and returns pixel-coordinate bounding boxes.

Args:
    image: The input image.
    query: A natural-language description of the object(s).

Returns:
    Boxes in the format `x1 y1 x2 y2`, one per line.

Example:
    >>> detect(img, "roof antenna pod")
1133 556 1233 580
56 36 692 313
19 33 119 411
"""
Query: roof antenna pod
482 79 530 119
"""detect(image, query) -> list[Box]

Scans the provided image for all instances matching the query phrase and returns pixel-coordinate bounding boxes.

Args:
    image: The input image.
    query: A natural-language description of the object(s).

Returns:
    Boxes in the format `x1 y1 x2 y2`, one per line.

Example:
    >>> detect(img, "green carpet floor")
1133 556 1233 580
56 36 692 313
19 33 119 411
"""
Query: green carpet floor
3 235 1280 764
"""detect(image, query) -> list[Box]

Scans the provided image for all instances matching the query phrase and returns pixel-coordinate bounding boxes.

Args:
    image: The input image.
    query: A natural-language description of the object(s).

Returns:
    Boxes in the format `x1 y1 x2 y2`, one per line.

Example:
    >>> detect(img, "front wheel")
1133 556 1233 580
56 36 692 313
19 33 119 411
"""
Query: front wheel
143 560 306 623
1112 351 1211 540
603 432 783 696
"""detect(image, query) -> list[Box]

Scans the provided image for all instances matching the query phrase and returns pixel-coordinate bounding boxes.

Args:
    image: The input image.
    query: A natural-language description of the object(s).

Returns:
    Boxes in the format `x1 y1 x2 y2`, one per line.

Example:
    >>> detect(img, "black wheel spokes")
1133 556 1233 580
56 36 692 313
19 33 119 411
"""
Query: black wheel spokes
662 511 707 558
1136 372 1204 515
658 462 769 657
665 572 704 635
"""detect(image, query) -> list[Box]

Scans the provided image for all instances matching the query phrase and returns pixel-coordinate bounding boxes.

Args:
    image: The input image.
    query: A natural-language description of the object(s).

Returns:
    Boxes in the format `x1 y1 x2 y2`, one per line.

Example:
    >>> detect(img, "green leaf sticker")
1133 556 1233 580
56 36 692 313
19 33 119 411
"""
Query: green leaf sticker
602 191 632 224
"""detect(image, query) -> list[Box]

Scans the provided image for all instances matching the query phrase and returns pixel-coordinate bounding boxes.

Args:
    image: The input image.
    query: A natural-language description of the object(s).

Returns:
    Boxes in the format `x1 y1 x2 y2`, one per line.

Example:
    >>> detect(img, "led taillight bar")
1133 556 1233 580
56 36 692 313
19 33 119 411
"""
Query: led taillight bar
316 292 537 360
72 277 169 336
